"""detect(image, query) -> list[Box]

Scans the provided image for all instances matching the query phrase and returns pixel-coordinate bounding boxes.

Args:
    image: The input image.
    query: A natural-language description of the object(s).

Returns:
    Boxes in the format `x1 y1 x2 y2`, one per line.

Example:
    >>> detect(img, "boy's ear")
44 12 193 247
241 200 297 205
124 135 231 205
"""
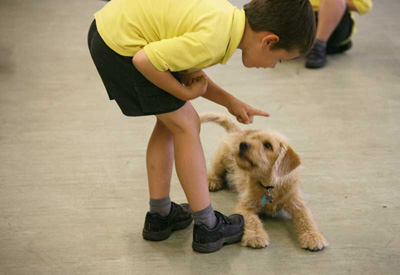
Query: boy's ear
262 33 279 48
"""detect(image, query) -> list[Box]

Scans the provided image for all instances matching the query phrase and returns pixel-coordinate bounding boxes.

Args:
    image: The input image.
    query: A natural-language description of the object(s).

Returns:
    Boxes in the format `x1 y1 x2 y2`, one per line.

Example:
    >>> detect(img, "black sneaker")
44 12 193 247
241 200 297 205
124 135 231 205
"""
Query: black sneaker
192 211 244 253
305 42 327 69
142 202 193 241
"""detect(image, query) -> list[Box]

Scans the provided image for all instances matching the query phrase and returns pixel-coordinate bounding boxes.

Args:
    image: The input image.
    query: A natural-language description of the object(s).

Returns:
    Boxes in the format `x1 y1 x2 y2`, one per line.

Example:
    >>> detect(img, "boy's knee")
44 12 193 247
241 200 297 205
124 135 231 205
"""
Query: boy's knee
171 113 201 136
157 108 201 136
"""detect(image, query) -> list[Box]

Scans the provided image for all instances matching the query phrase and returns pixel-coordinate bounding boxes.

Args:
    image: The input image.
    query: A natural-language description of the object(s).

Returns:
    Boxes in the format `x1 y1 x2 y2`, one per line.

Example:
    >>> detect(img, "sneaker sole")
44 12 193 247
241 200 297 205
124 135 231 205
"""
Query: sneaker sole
142 217 193 241
192 231 244 253
305 62 326 69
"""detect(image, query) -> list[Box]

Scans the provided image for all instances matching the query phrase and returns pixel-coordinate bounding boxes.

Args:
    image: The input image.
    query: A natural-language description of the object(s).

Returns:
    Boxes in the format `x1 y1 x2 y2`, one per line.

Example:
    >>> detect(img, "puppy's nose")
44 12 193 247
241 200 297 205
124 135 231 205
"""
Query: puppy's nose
239 142 251 152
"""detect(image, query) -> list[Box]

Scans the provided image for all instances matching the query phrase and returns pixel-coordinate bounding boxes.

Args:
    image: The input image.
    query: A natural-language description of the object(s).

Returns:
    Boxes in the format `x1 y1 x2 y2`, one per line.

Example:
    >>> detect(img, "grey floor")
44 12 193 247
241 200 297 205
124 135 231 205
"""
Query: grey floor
1 0 399 274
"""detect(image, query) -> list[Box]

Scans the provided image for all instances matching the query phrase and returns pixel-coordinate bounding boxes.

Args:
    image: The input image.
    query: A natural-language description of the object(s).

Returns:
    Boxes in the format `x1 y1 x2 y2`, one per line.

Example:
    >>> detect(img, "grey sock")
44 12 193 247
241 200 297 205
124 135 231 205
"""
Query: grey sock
314 39 327 49
149 196 171 217
192 203 217 229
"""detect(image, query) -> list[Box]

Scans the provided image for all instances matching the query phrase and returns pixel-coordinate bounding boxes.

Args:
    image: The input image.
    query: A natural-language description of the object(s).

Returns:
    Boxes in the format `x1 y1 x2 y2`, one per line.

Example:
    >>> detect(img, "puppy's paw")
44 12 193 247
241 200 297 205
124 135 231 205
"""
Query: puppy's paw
241 230 270 249
208 176 224 191
299 231 328 251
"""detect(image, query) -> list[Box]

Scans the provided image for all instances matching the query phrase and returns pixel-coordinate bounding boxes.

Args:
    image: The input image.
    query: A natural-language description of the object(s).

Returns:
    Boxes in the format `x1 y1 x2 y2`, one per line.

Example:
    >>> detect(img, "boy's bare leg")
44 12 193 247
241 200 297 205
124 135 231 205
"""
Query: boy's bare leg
149 101 244 252
143 117 193 240
146 118 174 199
156 102 210 212
316 0 347 42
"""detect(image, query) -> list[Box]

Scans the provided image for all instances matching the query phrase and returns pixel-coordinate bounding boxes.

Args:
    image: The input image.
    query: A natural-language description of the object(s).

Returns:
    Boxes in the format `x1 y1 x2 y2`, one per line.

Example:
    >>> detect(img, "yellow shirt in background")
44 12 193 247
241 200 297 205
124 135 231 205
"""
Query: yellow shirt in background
309 0 373 15
94 0 245 72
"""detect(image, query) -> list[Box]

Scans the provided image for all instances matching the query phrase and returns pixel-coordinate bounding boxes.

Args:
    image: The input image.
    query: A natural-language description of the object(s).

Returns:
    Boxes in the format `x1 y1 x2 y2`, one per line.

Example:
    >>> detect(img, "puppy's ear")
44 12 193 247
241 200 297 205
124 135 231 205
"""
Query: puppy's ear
274 145 301 178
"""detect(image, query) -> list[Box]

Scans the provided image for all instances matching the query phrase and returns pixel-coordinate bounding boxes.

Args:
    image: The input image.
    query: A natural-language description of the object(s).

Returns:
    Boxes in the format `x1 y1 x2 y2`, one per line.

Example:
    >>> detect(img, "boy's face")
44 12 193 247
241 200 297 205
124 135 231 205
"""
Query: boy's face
241 34 300 69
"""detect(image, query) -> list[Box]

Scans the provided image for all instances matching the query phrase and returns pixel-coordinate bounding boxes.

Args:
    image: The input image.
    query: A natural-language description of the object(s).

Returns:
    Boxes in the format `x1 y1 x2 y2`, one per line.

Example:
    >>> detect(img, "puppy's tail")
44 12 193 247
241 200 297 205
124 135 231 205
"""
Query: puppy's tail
199 112 241 133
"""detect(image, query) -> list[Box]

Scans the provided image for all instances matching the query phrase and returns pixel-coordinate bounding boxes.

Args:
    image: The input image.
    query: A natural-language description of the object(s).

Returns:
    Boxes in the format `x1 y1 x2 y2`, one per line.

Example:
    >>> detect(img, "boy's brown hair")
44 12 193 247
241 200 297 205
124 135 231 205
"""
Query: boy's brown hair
244 0 316 56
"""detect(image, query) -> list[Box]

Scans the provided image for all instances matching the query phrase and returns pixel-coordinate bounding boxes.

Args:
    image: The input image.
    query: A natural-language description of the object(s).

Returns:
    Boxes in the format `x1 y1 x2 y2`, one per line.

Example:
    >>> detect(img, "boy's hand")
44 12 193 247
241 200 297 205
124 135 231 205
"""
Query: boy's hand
179 70 267 121
184 75 208 100
227 97 270 124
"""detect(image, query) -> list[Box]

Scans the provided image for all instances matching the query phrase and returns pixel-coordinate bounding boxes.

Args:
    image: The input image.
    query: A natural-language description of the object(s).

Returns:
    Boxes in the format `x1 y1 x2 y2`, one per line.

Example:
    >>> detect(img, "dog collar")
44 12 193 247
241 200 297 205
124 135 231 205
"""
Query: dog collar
258 181 274 207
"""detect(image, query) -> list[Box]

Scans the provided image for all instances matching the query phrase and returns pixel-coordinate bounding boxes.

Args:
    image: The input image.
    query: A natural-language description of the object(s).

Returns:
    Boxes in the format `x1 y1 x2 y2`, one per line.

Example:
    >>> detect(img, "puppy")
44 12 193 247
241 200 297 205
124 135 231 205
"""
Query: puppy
200 112 328 251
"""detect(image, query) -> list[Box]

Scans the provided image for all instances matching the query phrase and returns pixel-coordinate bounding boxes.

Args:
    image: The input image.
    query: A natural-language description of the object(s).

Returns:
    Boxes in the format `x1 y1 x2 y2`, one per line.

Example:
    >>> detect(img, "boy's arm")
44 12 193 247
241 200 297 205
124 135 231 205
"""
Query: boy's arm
205 75 270 124
180 70 270 124
133 50 207 101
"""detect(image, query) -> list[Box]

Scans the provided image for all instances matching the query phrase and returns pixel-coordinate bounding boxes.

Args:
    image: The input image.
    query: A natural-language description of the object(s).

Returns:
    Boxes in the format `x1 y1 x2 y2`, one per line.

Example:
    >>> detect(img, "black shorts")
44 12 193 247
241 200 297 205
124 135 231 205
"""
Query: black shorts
315 9 354 52
87 20 186 117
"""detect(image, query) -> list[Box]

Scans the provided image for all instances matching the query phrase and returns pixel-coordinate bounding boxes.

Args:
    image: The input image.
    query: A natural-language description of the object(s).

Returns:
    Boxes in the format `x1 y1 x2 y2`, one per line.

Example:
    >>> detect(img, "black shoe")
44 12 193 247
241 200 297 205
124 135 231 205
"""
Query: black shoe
305 43 327 69
142 202 193 241
192 211 244 253
327 40 352 55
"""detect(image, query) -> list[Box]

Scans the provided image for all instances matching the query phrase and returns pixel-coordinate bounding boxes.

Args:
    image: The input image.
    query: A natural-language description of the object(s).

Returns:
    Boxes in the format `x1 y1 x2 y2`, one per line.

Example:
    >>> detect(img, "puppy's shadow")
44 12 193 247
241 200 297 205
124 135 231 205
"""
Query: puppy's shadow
259 211 303 251
209 188 241 214
210 187 304 251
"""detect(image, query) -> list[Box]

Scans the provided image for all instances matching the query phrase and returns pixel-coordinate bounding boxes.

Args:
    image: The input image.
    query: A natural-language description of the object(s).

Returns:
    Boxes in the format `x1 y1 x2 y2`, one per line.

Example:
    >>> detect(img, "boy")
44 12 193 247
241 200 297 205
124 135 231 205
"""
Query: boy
88 0 315 253
306 0 373 68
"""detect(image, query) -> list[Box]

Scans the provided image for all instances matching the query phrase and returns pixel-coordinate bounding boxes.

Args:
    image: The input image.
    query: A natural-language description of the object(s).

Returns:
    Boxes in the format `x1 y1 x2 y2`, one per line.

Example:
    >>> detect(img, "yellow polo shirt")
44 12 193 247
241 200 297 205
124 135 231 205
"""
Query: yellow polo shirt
94 0 246 72
309 0 373 15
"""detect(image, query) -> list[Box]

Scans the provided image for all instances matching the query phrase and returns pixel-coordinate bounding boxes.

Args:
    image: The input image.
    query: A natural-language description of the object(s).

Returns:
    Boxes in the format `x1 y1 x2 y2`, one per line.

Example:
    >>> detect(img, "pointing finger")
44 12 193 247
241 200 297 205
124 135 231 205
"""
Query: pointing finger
249 108 270 117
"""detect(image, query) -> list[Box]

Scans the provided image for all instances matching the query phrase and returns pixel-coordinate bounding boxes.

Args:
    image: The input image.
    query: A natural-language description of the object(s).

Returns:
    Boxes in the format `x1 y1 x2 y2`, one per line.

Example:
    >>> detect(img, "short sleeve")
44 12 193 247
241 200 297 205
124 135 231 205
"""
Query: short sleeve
143 32 214 72
353 0 373 15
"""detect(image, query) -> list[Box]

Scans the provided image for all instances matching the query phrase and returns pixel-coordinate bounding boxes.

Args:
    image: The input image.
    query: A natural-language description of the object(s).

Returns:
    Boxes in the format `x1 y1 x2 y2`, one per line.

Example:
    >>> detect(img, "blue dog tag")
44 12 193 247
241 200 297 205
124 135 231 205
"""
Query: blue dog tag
259 183 274 207
261 195 268 207
261 194 273 207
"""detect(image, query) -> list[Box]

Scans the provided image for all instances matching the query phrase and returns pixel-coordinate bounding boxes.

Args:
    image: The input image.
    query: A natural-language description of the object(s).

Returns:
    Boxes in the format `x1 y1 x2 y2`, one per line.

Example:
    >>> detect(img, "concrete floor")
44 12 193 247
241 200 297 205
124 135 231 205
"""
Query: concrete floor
1 0 399 274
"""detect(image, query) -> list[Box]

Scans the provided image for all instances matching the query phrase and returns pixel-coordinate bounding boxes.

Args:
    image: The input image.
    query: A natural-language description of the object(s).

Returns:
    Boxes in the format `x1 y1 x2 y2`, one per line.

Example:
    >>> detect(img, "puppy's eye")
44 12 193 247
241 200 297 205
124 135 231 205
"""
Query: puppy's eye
264 142 273 150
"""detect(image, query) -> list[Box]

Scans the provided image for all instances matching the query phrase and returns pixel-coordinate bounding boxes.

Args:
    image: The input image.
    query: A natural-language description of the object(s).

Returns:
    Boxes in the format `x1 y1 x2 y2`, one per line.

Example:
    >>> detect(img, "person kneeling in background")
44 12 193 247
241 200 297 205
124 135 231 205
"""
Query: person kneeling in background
306 0 372 69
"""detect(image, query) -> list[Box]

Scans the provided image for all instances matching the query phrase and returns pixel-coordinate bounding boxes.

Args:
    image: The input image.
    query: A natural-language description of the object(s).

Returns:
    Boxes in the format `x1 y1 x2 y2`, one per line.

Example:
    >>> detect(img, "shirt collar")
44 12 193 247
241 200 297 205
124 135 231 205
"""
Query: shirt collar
221 8 246 65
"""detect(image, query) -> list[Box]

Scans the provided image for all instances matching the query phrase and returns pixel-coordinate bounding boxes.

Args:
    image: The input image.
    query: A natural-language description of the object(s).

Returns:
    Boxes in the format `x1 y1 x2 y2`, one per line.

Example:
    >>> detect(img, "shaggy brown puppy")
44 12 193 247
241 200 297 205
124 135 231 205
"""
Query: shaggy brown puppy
200 113 328 251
